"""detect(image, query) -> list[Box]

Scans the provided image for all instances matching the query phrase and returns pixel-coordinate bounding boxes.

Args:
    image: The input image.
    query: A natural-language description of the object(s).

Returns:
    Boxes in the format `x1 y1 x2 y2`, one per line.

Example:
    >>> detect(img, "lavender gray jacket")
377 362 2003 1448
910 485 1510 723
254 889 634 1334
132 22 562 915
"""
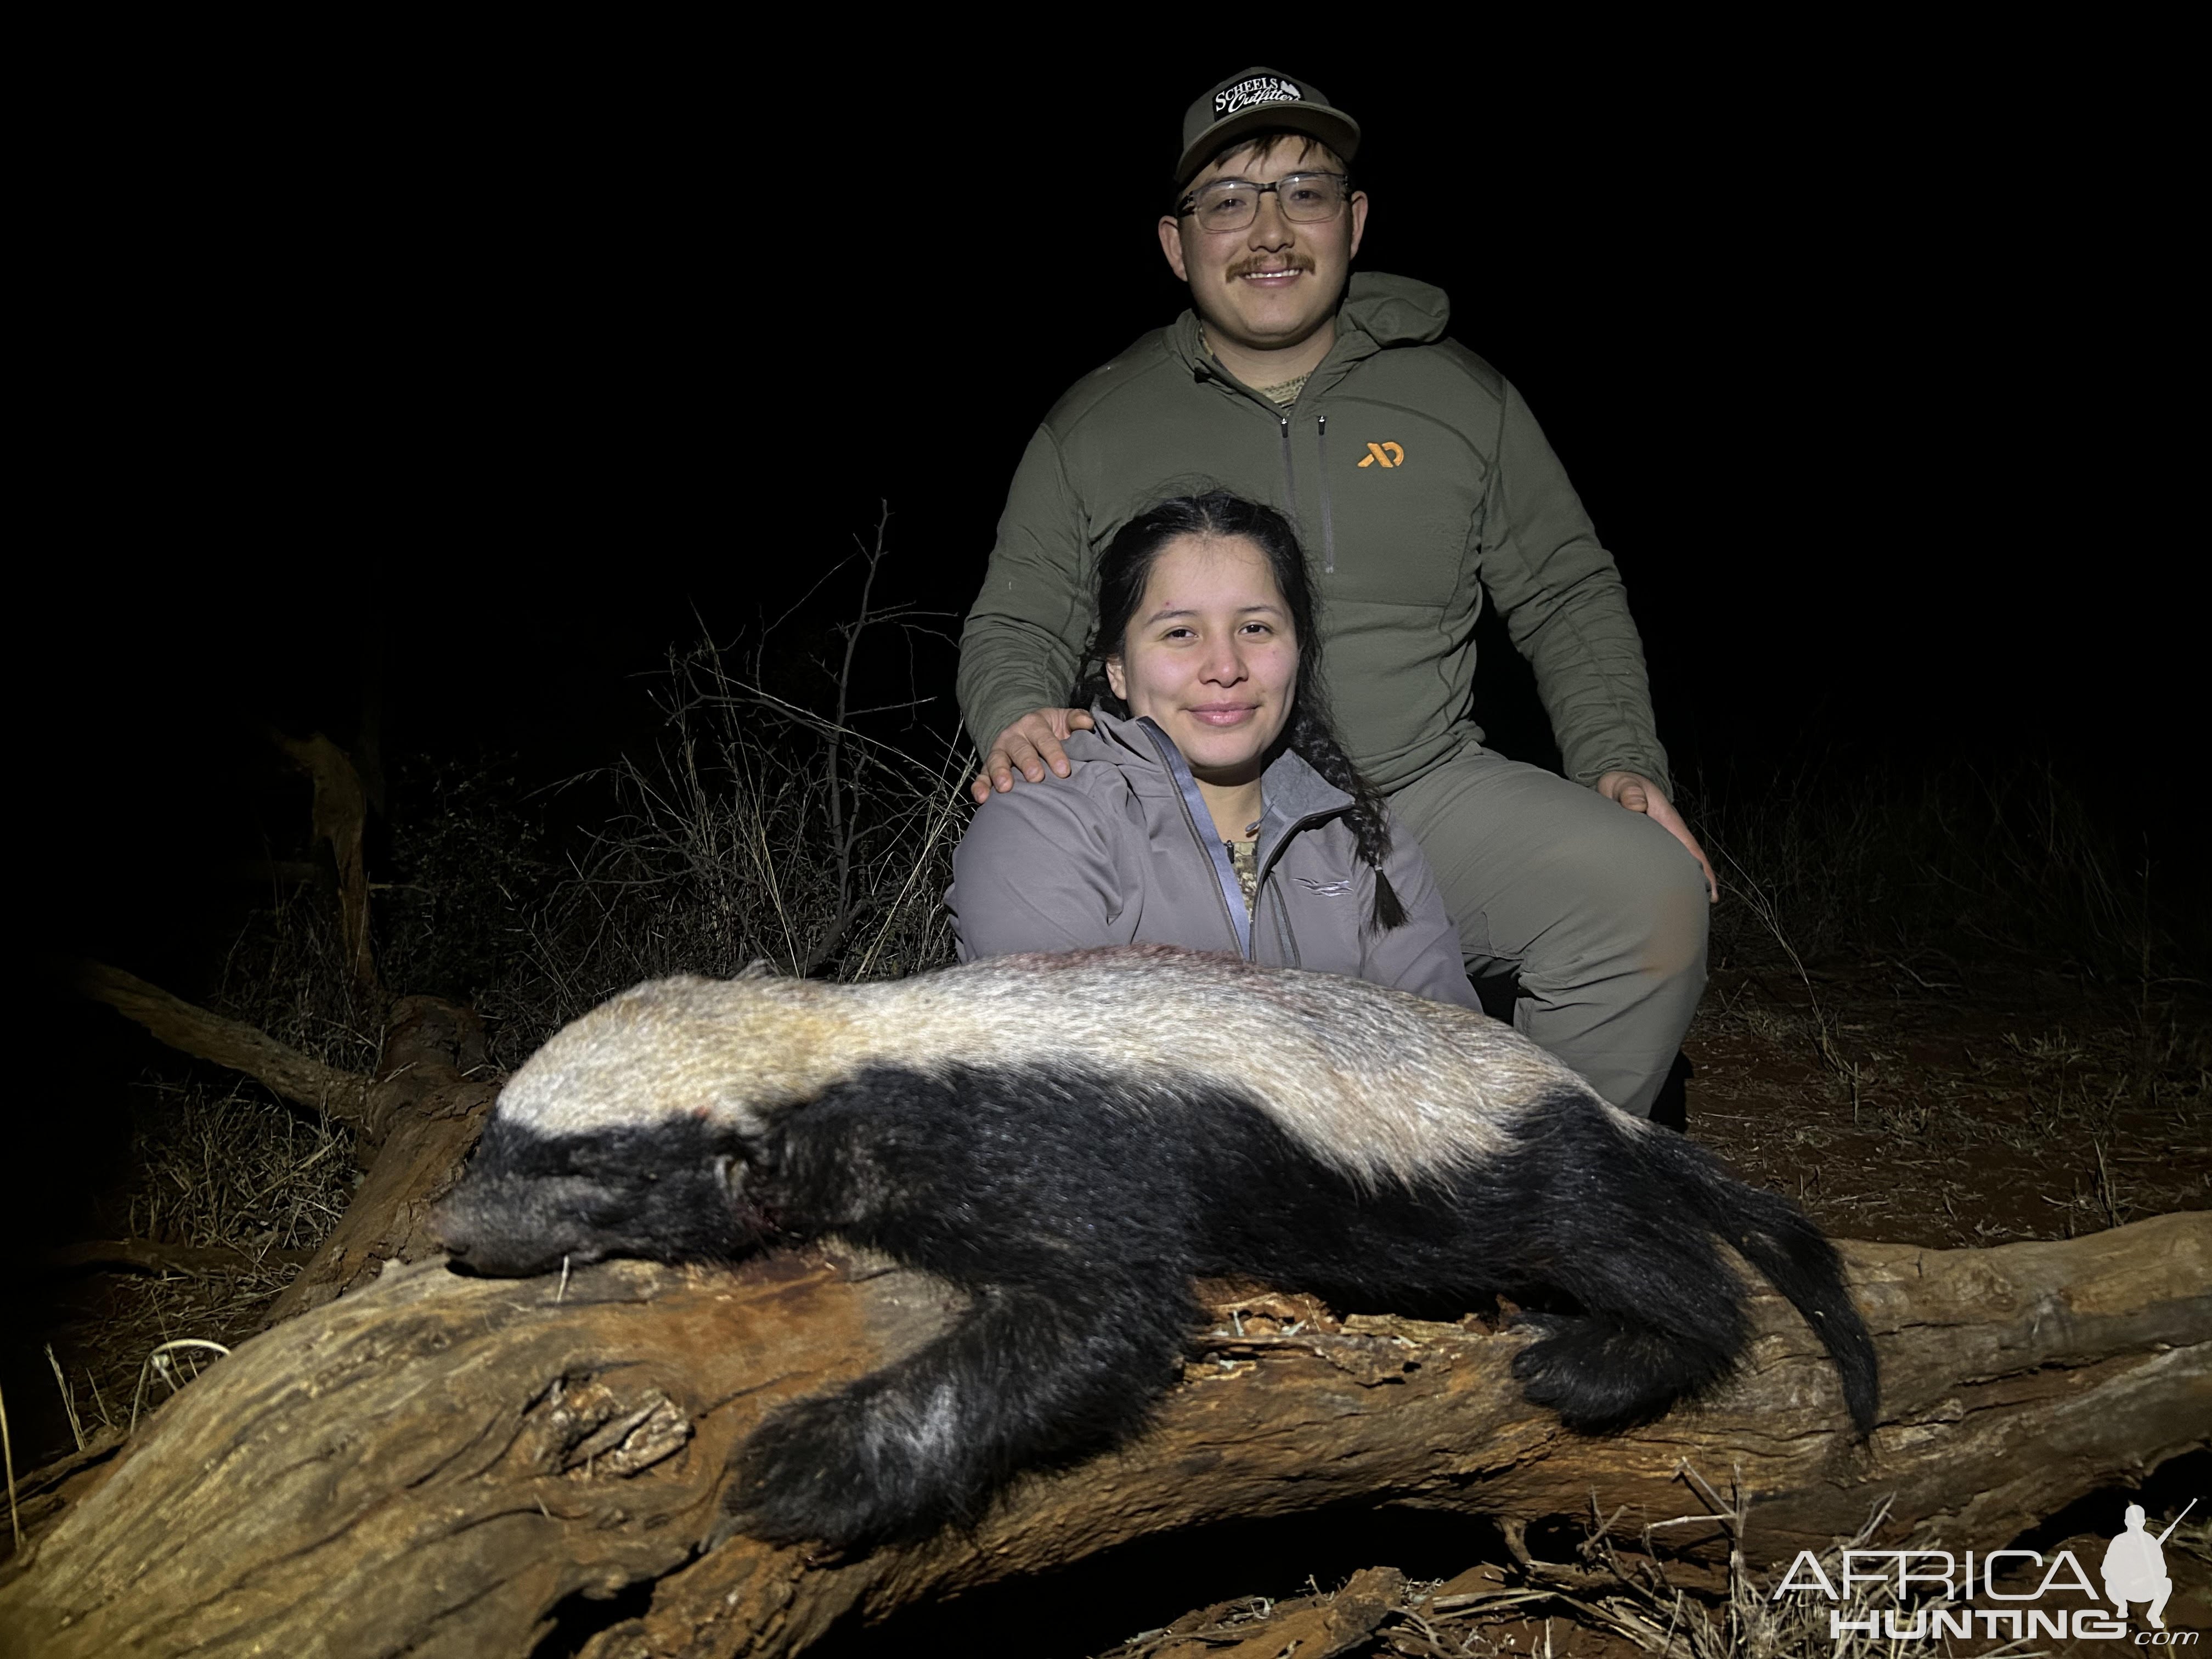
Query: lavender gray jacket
946 709 1480 1011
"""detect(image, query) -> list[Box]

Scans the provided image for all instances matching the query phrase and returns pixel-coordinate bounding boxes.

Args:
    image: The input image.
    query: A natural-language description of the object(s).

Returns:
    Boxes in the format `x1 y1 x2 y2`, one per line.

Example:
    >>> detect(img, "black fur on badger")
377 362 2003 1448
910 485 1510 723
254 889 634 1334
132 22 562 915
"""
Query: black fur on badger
433 945 1877 1549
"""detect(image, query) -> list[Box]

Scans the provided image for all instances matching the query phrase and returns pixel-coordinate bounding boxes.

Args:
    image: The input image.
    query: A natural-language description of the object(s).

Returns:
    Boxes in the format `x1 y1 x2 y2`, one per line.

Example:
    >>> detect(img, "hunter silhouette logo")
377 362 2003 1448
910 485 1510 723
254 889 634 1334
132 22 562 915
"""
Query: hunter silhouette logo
2105 1500 2192 1630
1358 442 1405 469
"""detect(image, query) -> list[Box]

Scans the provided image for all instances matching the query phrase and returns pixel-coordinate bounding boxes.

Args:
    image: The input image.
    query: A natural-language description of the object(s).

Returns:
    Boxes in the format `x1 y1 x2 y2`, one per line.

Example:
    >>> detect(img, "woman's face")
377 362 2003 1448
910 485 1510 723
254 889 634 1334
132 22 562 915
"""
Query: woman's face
1106 532 1298 786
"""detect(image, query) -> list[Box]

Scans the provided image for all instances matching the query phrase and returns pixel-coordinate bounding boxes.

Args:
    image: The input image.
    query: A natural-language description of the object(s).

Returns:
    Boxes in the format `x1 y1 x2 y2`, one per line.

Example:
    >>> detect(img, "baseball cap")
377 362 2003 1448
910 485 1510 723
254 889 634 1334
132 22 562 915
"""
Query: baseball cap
1175 68 1361 188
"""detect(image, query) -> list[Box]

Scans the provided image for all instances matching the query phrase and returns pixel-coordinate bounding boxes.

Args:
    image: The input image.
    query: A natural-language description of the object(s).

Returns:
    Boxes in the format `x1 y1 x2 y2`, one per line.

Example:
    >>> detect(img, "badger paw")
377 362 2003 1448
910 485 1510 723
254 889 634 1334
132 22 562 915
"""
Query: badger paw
725 1381 967 1550
1510 1313 1720 1434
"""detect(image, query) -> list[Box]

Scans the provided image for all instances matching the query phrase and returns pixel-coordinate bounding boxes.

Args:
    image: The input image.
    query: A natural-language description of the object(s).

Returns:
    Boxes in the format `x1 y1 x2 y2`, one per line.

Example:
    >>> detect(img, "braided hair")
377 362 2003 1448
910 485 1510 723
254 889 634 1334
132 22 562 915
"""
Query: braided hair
1073 491 1408 932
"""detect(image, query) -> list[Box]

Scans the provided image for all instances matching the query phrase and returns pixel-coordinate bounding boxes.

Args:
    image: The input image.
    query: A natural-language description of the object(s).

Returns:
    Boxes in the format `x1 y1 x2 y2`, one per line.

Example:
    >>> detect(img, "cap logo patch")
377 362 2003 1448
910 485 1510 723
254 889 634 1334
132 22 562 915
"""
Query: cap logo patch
1215 76 1302 117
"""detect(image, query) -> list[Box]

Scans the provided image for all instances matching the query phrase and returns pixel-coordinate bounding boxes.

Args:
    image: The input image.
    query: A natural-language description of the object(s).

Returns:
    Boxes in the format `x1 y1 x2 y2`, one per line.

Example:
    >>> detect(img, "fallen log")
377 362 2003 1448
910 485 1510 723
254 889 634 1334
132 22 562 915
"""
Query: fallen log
1 1210 2203 1659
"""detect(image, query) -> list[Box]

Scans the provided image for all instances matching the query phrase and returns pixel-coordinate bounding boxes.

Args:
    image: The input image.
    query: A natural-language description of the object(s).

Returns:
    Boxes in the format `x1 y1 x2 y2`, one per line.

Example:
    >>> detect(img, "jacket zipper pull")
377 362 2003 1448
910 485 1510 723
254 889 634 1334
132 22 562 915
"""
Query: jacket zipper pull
1135 716 1255 960
1316 414 1336 574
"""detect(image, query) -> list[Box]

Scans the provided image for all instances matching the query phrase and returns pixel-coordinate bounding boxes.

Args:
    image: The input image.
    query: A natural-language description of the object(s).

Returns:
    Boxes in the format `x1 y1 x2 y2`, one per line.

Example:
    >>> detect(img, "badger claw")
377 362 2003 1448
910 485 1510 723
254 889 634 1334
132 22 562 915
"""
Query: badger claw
1510 1313 1734 1434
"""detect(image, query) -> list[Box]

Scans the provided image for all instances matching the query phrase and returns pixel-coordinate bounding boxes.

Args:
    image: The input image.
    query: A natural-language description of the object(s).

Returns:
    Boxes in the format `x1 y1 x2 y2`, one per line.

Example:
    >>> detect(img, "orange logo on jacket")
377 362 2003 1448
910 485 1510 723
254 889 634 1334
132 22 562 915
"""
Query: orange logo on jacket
1358 442 1405 469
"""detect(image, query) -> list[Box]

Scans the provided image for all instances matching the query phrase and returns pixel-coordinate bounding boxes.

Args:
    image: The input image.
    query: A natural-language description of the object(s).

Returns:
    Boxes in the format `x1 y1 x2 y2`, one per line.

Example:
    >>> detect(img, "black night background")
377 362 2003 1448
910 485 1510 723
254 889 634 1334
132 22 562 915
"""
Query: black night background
38 50 2196 969
10 29 2204 1653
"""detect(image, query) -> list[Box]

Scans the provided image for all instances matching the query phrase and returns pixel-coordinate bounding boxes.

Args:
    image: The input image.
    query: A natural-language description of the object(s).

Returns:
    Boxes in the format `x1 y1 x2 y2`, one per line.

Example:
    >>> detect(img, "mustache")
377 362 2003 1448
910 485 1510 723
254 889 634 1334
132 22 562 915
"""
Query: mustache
1227 257 1313 279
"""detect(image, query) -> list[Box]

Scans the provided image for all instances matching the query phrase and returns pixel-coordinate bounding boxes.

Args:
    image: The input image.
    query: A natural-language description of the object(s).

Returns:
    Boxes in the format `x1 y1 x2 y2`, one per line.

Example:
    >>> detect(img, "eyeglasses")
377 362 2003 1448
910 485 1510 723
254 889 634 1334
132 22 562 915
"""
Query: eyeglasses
1175 172 1352 234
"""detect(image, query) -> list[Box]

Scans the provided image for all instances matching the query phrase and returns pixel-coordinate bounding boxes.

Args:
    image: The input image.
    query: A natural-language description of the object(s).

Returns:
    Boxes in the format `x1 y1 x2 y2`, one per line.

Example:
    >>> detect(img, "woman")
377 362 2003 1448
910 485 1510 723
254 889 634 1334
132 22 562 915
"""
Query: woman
948 492 1476 1009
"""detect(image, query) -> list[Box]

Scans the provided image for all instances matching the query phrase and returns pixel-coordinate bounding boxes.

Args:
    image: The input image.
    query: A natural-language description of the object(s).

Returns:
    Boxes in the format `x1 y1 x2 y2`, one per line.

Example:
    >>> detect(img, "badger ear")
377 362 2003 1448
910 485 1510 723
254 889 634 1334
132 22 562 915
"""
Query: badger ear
736 960 774 980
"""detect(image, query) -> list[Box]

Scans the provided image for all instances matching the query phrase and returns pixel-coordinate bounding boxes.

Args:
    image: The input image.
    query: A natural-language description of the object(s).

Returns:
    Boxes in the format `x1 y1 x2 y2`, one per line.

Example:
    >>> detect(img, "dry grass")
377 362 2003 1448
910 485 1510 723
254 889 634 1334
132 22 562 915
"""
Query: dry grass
47 1077 357 1442
38 877 374 1453
211 877 385 1075
1684 752 2208 1194
1693 755 2194 994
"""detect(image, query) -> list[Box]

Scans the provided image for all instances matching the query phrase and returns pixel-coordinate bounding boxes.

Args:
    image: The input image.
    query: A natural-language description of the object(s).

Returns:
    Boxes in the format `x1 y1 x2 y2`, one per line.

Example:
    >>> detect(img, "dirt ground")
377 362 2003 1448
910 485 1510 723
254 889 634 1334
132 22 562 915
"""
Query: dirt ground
1684 950 2209 1249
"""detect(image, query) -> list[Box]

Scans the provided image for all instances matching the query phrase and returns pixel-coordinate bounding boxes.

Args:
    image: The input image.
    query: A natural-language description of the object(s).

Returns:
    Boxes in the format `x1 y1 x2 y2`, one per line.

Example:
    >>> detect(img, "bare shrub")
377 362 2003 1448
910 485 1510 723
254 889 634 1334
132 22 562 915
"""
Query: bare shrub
375 756 551 1006
476 643 968 1066
210 883 382 1075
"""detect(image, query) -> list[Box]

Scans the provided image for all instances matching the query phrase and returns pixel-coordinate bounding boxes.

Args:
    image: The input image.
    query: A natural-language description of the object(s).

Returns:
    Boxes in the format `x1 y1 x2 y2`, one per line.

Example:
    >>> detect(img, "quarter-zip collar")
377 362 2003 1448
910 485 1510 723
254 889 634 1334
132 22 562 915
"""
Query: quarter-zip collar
1164 272 1450 408
1251 744 1355 885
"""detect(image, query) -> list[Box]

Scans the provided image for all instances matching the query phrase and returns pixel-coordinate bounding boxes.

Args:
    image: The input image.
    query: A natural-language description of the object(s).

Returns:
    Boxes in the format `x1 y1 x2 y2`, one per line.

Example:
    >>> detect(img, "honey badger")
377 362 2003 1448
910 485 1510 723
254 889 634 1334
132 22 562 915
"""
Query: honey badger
434 945 1878 1548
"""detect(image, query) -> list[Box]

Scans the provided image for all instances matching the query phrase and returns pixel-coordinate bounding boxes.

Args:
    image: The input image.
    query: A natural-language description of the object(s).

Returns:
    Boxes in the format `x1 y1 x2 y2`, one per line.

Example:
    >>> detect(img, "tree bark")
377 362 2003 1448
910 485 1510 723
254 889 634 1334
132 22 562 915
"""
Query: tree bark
2 1211 2203 1659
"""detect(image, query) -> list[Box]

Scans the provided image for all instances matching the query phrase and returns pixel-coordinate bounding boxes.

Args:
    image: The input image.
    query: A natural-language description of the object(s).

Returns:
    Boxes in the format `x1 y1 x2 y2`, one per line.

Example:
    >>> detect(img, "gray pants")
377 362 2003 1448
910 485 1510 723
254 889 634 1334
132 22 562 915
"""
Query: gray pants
1390 747 1710 1116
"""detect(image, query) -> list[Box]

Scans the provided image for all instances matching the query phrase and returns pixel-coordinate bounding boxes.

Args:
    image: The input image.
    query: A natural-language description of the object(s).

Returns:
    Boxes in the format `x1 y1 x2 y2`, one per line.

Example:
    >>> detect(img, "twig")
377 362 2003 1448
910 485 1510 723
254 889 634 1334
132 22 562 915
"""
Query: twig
0 1379 17 1551
1706 838 1863 1108
44 1346 83 1454
825 504 893 930
128 1340 234 1436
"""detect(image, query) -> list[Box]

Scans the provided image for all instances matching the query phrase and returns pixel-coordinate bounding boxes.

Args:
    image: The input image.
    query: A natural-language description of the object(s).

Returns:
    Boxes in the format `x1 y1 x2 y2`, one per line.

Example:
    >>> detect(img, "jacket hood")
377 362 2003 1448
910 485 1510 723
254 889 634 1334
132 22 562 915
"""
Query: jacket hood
1338 272 1451 347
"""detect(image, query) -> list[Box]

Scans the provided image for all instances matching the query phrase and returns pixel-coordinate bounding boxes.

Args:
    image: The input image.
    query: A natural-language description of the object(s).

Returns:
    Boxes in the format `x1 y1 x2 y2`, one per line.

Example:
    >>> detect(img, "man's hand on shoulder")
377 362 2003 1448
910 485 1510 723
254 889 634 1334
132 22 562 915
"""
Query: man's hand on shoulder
969 708 1098 803
1597 772 1718 903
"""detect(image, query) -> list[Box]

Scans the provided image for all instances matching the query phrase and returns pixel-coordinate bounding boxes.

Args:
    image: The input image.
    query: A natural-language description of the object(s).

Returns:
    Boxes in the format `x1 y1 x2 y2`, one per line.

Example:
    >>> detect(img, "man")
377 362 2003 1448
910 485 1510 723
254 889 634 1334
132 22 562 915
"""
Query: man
957 68 1713 1117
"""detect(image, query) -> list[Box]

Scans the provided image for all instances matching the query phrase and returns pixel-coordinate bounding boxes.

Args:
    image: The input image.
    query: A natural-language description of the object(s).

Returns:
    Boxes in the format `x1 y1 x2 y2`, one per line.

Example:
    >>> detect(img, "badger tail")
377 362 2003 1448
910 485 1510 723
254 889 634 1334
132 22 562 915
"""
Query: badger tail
1652 1127 1881 1435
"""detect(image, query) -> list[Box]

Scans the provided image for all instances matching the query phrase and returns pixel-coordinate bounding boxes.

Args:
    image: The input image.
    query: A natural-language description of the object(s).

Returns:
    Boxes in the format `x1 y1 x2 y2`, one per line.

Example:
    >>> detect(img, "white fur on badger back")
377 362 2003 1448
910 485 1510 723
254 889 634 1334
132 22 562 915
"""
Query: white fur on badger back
494 945 1625 1188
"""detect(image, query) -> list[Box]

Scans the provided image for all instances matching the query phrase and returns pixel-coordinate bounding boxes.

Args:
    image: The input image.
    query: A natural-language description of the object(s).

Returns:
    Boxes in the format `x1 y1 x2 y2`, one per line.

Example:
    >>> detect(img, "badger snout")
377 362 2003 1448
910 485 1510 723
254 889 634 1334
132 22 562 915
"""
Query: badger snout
435 1118 765 1277
431 1173 625 1277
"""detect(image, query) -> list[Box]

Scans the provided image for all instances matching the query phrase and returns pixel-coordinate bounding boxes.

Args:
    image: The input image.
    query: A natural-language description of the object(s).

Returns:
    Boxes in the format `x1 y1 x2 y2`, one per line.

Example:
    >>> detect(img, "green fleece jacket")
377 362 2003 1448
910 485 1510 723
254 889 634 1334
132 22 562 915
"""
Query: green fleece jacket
957 273 1672 797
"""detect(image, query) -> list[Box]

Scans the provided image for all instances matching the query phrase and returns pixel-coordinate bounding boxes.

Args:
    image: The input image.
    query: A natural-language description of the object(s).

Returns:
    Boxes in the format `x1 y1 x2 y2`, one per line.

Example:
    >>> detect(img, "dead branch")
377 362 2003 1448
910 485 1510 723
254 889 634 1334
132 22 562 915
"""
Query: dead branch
271 729 381 1005
40 1239 314 1278
70 960 371 1124
2 1211 2203 1659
